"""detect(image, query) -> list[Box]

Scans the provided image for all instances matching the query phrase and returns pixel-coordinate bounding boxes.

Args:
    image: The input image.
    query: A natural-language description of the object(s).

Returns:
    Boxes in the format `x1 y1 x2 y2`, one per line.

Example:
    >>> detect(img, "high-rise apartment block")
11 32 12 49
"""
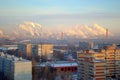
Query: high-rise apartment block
32 43 53 59
18 43 32 59
18 43 53 60
78 51 106 80
78 44 120 80
0 52 32 80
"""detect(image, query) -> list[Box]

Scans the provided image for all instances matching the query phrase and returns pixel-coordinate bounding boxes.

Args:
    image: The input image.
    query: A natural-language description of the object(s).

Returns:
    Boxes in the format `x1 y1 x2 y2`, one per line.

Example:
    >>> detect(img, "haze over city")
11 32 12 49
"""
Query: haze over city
1 1 120 80
0 0 120 40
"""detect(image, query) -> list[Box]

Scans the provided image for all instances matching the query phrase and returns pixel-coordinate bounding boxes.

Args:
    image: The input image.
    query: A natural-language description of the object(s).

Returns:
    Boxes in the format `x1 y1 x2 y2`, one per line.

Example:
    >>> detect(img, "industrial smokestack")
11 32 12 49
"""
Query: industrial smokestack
106 28 108 39
61 32 64 39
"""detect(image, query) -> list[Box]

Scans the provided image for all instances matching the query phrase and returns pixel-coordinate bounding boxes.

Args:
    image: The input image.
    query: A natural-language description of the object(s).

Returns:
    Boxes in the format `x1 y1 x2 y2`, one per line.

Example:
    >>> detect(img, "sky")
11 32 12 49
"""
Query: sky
0 0 120 36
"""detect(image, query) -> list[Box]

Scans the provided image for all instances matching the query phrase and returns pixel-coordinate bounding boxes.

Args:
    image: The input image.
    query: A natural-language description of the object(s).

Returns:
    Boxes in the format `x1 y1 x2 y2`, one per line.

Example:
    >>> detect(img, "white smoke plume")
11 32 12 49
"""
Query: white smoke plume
93 24 106 35
11 21 113 39
18 21 42 37
0 30 3 37
66 25 88 38
53 23 113 39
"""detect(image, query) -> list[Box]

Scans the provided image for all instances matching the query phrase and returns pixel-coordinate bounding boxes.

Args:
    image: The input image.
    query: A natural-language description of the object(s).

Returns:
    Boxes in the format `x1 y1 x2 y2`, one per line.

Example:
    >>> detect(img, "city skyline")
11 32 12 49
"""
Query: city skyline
0 0 120 39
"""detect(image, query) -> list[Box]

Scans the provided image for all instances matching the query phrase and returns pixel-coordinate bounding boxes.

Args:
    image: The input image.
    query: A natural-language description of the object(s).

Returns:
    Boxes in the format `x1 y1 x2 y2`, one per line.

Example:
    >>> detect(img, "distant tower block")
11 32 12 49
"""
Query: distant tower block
106 28 108 39
61 32 64 39
89 42 94 49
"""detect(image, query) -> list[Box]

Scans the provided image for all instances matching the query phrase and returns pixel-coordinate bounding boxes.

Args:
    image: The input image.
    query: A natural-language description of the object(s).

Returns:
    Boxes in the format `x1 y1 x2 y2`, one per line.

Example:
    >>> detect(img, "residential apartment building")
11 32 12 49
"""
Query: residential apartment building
0 52 32 80
77 44 120 80
32 43 53 60
18 43 32 59
39 61 78 80
18 43 53 62
78 51 106 80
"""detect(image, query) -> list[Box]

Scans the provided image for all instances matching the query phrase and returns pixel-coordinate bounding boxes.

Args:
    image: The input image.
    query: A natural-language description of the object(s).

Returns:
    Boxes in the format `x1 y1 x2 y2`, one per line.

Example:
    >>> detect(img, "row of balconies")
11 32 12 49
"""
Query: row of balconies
78 74 106 80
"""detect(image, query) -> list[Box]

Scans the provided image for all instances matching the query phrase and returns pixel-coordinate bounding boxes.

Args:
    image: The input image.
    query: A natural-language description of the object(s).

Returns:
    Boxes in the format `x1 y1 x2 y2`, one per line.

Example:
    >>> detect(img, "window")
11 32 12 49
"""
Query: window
65 67 67 72
68 67 70 71
61 68 64 71
75 67 77 71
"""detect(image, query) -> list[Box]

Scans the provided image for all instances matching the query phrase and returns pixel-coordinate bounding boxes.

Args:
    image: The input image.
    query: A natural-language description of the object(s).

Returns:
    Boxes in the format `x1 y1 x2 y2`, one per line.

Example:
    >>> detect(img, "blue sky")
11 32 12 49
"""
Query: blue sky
0 0 120 34
0 0 120 15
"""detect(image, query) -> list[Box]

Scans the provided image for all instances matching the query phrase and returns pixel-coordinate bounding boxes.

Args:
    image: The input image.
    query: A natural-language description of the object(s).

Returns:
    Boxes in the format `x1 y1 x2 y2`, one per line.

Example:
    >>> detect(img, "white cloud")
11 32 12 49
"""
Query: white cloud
58 23 113 39
9 21 113 39
0 29 3 37
18 21 42 37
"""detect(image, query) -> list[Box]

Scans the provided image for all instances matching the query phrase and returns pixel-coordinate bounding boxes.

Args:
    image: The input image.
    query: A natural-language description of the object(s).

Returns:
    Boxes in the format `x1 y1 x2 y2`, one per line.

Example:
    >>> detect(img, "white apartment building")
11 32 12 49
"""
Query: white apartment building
0 52 32 80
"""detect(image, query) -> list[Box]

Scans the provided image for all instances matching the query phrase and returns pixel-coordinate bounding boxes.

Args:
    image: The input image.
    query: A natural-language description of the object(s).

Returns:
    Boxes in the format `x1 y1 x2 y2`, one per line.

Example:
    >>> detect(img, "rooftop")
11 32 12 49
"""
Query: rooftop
0 52 31 62
39 61 78 67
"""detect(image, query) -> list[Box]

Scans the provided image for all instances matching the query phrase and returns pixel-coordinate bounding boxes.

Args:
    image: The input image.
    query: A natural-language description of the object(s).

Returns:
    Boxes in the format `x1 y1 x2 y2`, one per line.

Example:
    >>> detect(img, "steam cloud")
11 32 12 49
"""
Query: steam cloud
18 21 42 37
2 21 113 39
59 23 113 39
0 30 3 37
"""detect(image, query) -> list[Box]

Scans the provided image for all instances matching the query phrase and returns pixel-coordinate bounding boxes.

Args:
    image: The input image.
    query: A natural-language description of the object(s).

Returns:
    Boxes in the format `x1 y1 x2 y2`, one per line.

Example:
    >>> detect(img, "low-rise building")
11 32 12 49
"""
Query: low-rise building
33 61 78 80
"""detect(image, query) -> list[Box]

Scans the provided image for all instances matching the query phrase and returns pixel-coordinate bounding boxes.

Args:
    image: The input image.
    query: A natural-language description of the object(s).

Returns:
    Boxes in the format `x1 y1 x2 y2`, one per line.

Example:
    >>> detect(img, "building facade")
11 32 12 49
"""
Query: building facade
0 52 32 80
77 44 120 80
32 43 53 60
33 61 78 80
78 52 106 80
18 43 32 59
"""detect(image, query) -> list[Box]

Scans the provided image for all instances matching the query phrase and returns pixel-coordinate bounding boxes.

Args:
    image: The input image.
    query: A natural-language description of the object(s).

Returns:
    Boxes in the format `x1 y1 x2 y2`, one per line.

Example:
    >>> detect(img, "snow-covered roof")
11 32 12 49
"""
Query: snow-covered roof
0 45 18 50
40 61 78 67
51 62 77 67
0 52 30 62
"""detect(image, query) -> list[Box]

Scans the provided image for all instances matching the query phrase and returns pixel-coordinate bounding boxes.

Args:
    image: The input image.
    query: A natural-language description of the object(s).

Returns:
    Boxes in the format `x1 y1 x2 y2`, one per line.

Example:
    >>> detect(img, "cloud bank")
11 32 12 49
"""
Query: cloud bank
58 23 113 39
13 21 42 38
0 21 113 39
0 30 3 37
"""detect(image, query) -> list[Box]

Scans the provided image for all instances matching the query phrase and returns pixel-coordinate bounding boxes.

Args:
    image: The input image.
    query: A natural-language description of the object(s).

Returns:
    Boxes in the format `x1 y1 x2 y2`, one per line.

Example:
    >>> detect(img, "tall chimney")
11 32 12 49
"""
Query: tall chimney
106 28 108 39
